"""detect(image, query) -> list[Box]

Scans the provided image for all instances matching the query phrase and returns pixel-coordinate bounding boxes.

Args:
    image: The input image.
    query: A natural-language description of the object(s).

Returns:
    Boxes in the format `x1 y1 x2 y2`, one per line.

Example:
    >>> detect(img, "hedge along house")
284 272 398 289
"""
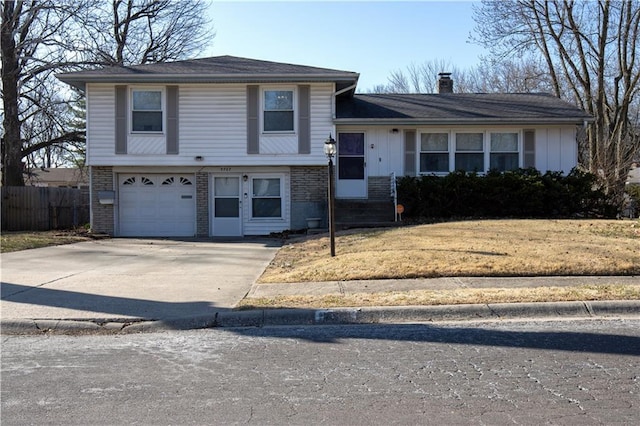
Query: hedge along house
58 56 592 237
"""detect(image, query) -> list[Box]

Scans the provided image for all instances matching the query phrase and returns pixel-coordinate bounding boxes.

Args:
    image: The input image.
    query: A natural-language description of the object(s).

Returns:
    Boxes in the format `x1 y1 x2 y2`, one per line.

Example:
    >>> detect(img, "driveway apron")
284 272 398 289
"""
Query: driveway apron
0 238 280 321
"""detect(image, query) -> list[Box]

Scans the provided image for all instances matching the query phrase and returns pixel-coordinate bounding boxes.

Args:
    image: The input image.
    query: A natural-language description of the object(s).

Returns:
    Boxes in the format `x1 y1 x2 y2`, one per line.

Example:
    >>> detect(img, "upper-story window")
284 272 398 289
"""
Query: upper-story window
263 90 294 132
132 90 163 132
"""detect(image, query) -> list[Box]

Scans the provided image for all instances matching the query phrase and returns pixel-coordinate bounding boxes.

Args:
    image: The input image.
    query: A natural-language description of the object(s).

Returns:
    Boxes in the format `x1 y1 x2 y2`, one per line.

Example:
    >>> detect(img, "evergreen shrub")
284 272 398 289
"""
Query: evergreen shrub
396 168 617 219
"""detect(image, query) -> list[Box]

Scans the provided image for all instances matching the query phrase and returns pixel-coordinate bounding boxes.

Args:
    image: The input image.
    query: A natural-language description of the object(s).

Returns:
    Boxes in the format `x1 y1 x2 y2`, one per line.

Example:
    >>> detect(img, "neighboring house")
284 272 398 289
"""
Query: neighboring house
57 56 592 237
25 168 89 188
628 162 640 185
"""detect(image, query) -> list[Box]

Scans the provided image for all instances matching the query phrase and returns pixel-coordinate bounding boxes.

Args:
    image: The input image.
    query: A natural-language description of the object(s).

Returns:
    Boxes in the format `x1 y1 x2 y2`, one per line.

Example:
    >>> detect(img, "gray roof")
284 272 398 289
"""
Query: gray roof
336 93 592 125
57 55 359 90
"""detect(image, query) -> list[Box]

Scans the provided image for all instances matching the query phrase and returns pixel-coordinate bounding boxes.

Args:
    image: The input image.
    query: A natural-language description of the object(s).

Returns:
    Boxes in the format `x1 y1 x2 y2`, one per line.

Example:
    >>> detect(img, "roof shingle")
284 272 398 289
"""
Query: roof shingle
336 93 592 124
58 55 359 89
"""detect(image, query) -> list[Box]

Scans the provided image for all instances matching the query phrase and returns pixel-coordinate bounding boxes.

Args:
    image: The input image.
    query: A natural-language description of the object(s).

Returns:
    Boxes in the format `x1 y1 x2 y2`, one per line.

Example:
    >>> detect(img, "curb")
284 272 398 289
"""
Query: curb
2 300 639 335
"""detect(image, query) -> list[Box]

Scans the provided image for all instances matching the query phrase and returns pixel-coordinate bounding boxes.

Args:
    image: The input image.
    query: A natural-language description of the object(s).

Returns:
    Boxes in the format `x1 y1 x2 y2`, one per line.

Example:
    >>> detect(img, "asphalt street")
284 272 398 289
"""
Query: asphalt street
2 318 639 425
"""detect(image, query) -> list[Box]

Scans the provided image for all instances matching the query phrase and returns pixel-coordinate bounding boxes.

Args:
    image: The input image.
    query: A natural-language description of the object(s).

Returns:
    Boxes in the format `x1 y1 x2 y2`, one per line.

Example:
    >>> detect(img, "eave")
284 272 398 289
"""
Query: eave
333 117 595 126
57 73 360 91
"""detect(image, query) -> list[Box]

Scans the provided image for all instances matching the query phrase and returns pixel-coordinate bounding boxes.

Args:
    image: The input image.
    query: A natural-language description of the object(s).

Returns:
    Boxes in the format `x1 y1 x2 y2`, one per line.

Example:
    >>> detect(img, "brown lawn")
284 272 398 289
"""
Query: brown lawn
259 219 640 283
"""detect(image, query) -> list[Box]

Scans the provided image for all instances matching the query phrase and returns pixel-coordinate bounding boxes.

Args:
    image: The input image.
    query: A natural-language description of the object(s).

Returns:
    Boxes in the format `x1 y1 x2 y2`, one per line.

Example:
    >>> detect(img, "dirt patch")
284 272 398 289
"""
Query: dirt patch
1 229 101 253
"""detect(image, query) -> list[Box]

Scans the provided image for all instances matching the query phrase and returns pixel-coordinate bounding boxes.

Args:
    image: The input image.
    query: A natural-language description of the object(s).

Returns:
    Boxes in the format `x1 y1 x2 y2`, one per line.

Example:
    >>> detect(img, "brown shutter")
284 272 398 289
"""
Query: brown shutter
247 85 259 154
298 85 310 154
404 130 416 176
166 86 179 154
524 129 535 168
115 85 127 154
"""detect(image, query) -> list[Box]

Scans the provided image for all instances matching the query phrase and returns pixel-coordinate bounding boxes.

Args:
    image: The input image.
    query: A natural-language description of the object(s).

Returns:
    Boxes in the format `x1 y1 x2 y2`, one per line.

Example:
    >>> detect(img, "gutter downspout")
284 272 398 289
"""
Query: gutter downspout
332 83 357 120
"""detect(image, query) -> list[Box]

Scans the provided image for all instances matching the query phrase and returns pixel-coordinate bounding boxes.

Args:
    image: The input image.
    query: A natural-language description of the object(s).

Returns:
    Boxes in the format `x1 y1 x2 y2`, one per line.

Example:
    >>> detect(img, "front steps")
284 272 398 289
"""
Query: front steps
334 199 397 228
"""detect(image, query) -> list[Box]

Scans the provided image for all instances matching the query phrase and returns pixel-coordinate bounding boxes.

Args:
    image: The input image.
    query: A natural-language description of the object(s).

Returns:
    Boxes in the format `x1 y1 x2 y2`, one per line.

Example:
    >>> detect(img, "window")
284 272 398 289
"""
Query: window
264 90 294 132
252 177 282 218
455 133 484 172
132 90 162 132
420 133 449 173
490 132 519 171
338 133 365 180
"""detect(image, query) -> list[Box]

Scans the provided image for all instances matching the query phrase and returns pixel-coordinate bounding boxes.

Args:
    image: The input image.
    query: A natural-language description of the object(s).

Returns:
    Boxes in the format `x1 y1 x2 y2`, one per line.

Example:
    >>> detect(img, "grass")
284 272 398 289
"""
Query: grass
246 219 640 308
3 219 638 309
258 219 640 283
237 283 640 310
1 229 94 253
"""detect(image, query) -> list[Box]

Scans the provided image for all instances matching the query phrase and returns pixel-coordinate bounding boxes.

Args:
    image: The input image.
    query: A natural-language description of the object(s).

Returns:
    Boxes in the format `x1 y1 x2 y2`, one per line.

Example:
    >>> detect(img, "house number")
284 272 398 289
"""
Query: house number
219 167 232 172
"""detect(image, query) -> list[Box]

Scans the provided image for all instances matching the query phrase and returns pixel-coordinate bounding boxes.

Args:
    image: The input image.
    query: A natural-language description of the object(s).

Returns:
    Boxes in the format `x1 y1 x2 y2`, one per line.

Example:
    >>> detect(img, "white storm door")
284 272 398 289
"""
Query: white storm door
336 132 367 198
212 176 242 237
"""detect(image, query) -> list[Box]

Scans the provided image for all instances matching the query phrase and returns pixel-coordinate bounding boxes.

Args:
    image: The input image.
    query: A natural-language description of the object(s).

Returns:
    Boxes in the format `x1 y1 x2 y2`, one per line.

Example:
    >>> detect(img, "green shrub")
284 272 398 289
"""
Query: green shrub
397 168 617 219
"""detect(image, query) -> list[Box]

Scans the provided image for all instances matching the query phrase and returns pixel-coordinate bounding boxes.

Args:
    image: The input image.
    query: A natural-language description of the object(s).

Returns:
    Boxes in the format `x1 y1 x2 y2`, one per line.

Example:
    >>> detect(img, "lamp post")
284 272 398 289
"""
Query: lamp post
324 134 337 257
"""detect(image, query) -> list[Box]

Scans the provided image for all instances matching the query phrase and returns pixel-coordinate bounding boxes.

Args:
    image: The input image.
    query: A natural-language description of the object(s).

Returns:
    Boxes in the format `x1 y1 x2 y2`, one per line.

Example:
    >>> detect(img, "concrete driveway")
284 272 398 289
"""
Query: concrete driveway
1 238 280 322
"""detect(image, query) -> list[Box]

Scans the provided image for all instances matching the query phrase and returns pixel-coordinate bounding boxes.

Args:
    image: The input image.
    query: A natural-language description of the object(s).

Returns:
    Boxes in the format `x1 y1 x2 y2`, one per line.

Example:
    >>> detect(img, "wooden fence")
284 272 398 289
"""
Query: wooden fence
1 186 90 231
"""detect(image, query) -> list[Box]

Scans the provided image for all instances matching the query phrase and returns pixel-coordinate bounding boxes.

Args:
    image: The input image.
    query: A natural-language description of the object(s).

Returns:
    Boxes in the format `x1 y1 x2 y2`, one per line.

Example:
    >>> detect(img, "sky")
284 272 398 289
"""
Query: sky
204 1 486 91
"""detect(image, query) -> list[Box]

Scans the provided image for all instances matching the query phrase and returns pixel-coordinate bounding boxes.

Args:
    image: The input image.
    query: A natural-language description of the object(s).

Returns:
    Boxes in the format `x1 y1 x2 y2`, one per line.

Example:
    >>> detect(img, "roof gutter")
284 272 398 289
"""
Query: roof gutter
57 72 360 91
333 117 595 126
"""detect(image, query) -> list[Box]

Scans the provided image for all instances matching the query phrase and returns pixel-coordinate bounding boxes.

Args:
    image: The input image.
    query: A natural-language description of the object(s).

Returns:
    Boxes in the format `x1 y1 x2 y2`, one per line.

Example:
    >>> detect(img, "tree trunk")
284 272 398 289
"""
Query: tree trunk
1 0 24 186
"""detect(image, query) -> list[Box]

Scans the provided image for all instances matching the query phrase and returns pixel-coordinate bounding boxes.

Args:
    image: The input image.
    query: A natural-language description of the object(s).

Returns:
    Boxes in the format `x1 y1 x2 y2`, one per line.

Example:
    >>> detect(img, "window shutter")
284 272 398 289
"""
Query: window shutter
247 85 259 154
166 86 179 154
298 85 310 154
115 85 127 154
524 130 535 168
404 130 416 176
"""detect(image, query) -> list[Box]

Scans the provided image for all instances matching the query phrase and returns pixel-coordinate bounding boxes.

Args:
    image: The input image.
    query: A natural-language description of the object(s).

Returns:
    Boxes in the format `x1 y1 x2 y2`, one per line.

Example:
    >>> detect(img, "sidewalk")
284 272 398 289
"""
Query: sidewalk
246 275 640 298
3 269 639 334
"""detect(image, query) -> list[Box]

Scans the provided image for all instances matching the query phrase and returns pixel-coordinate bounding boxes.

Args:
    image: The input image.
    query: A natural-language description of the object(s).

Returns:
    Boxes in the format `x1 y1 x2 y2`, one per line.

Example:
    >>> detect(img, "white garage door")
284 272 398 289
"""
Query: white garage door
119 174 196 237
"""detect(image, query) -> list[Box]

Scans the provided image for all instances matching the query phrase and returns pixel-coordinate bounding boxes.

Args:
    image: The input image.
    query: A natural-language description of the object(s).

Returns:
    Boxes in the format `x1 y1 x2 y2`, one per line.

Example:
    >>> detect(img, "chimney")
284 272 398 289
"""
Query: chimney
438 72 453 94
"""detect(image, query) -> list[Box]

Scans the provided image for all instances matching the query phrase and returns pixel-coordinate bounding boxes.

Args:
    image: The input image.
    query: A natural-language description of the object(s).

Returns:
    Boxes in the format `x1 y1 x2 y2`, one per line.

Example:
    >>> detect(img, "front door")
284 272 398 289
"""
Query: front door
212 176 242 236
336 132 367 198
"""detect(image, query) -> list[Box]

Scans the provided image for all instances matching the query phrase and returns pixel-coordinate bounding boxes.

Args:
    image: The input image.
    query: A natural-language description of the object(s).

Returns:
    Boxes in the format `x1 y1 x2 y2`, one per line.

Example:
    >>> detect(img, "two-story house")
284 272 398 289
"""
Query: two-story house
58 56 592 237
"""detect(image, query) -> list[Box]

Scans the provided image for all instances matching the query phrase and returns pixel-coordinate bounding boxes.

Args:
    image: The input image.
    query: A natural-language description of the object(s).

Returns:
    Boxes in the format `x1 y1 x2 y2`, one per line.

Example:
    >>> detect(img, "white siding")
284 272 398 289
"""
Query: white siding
128 134 166 154
260 135 298 154
86 82 334 167
309 84 335 157
336 124 580 177
335 127 404 177
180 84 246 161
535 126 577 174
560 127 578 173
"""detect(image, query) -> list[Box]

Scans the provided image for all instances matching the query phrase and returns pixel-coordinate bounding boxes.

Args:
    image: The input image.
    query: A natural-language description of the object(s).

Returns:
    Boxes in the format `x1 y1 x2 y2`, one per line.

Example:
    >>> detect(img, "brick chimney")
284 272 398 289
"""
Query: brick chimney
438 72 453 94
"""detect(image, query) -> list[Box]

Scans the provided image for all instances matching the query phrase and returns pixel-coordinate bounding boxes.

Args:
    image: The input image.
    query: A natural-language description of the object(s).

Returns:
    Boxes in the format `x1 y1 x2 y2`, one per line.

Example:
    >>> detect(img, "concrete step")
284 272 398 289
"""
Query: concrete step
335 199 396 224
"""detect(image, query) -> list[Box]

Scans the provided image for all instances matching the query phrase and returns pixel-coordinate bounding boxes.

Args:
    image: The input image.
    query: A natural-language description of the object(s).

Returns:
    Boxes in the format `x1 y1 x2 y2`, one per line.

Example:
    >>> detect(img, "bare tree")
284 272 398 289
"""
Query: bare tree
1 0 212 186
473 0 640 207
372 55 555 95
80 0 213 66
463 57 556 93
371 59 465 93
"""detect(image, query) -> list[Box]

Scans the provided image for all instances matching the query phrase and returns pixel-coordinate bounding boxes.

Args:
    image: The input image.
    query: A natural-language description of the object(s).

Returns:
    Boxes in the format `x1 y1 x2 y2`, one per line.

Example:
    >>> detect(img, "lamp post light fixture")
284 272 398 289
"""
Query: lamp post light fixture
324 134 337 257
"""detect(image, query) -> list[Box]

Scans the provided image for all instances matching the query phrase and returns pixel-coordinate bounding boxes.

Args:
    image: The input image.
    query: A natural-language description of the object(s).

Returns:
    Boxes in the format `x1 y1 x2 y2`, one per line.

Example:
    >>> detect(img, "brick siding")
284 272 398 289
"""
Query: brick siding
90 166 114 235
290 166 328 229
196 172 209 237
290 166 328 202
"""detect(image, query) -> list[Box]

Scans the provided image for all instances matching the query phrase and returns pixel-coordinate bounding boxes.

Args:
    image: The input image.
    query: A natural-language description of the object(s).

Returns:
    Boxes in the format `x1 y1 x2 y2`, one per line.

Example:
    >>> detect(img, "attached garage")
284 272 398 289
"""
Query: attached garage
118 174 196 237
